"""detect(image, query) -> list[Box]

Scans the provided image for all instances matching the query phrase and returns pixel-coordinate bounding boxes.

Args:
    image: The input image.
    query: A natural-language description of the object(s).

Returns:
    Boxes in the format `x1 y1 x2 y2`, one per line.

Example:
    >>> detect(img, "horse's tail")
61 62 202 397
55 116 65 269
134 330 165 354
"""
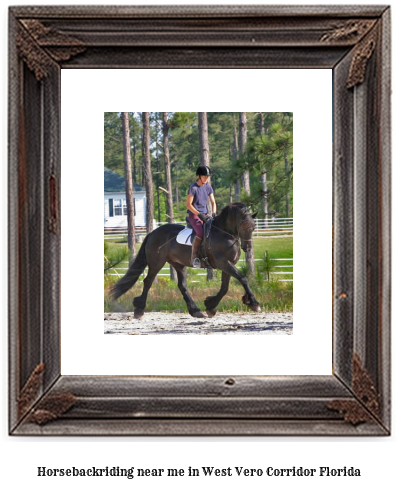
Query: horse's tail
111 235 149 300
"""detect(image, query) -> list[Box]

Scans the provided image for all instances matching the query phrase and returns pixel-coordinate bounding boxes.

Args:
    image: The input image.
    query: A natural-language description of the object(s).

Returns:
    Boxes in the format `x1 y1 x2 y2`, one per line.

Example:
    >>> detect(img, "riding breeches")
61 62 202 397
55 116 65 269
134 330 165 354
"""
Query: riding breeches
187 214 204 239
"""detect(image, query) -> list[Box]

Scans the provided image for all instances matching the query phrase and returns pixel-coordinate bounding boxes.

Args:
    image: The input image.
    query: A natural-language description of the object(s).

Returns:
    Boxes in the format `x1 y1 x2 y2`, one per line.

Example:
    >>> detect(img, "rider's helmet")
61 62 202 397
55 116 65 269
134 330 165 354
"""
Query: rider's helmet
196 165 211 177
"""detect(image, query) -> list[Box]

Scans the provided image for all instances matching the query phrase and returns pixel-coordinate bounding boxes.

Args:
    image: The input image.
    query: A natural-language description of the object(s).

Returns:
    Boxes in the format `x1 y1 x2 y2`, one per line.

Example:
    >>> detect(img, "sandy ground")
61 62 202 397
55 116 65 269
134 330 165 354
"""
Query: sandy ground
104 311 293 335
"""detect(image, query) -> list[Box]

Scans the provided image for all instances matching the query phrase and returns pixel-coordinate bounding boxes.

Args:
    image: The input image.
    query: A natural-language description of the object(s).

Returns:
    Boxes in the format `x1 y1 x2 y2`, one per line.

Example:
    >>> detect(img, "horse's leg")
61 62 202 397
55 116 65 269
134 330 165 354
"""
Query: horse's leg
133 262 164 319
204 271 231 318
219 260 261 312
169 261 205 318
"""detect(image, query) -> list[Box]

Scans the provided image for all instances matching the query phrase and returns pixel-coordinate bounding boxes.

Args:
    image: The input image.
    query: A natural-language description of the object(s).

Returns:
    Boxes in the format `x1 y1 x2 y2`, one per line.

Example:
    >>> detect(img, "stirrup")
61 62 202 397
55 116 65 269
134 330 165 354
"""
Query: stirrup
192 257 201 268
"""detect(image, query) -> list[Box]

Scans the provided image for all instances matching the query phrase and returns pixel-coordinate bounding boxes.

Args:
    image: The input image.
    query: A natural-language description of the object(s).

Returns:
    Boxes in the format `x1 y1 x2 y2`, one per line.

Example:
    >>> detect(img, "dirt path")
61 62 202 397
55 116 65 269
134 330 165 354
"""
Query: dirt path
104 311 293 335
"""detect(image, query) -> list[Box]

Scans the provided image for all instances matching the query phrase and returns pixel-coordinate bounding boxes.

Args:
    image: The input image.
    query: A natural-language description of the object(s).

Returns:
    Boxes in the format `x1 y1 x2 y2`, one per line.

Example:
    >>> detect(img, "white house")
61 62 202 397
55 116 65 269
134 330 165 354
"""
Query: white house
104 168 146 229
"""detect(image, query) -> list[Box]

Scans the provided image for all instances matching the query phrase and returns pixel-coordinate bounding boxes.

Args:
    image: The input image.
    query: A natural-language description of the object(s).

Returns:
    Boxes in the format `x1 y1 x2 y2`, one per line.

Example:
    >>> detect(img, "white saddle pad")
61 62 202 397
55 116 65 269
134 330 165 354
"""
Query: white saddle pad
176 227 195 246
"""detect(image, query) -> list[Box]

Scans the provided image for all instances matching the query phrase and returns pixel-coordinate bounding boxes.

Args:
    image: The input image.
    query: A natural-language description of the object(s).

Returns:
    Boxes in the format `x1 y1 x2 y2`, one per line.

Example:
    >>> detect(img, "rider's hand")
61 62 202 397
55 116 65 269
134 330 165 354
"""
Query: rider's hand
198 213 209 222
212 212 217 218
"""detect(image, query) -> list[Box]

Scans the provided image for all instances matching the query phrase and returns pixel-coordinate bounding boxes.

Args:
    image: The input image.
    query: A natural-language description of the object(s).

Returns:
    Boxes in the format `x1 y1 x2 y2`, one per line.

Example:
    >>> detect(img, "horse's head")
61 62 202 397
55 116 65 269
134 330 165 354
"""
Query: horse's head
238 210 257 252
217 203 258 251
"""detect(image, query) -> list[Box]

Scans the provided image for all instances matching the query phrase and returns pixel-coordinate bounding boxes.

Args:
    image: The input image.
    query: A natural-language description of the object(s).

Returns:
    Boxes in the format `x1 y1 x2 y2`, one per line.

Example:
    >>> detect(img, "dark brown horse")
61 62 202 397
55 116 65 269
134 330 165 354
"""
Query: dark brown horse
111 202 261 318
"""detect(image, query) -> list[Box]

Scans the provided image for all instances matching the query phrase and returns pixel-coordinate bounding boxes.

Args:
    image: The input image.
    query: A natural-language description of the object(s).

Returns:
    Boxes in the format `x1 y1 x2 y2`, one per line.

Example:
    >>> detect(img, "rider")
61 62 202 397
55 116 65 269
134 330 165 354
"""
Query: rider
186 165 217 268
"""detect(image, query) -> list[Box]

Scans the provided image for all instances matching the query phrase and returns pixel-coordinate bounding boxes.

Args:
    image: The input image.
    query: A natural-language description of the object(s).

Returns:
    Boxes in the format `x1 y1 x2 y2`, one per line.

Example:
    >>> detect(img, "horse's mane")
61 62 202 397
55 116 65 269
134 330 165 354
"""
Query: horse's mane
218 202 248 220
217 202 254 231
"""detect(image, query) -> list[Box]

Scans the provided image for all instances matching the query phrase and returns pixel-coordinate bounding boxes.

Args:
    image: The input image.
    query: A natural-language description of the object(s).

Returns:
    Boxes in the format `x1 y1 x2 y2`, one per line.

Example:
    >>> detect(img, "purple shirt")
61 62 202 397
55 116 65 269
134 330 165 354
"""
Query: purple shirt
187 182 214 214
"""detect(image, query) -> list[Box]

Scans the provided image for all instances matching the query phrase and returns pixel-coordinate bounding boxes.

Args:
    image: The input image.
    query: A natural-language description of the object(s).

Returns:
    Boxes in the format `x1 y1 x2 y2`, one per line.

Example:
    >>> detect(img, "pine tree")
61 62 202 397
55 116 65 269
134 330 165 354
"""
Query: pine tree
162 112 177 281
232 114 240 201
239 112 251 196
121 112 136 260
198 112 214 280
142 112 154 233
259 112 268 218
104 112 293 228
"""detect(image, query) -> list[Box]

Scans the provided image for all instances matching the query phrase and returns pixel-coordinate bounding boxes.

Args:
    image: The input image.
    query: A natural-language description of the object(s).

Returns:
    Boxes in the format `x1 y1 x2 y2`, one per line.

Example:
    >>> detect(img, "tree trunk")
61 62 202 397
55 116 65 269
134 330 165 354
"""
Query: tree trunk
163 112 175 223
285 153 290 217
228 146 233 203
245 233 256 276
261 172 268 218
132 142 137 186
198 111 211 215
233 116 241 201
121 112 136 262
142 112 154 233
163 112 177 281
198 112 210 169
239 112 254 275
155 129 161 223
239 112 250 195
259 112 268 218
259 111 264 134
198 112 214 281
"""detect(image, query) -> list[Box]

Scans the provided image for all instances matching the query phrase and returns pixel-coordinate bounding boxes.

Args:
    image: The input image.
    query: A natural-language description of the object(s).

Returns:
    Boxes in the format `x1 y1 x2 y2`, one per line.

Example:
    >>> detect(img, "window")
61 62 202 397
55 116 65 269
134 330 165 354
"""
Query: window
123 199 136 216
109 198 136 217
114 199 123 216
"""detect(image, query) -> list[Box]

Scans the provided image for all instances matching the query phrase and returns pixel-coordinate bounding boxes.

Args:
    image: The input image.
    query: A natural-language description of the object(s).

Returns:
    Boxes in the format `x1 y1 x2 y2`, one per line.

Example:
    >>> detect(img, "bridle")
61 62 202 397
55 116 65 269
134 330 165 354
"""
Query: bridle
157 212 254 252
236 216 255 250
211 213 254 248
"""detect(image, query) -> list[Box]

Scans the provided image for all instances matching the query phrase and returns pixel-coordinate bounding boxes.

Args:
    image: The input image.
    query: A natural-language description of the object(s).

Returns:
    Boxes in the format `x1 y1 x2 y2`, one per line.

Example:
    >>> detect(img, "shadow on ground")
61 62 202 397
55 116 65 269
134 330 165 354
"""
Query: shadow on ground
104 312 293 335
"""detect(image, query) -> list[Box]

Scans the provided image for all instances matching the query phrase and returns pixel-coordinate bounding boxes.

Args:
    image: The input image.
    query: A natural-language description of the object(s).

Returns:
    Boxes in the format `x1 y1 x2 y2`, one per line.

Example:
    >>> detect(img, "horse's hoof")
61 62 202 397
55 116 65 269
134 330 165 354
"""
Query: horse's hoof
242 294 250 305
250 304 261 313
134 310 145 319
206 309 217 318
191 311 205 318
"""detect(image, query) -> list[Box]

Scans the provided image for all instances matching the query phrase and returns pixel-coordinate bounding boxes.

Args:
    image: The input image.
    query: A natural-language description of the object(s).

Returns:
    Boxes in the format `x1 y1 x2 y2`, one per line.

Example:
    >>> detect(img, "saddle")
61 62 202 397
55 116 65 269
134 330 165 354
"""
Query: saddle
176 217 214 269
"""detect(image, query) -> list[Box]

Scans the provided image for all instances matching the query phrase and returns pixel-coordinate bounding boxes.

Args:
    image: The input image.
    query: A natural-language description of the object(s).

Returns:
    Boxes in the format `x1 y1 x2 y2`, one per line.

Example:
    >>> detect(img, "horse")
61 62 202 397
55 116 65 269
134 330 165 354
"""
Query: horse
111 202 261 319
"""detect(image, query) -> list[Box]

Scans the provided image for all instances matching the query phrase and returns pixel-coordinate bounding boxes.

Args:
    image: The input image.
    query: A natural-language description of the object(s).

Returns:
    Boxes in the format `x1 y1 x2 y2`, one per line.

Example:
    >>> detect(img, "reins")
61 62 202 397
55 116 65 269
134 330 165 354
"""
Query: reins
157 214 253 253
157 233 180 252
210 223 237 239
210 221 253 244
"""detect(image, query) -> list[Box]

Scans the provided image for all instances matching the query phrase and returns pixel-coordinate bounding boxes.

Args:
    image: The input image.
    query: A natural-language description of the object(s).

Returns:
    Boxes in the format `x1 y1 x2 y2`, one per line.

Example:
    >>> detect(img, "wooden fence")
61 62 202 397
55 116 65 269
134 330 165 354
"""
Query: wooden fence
104 218 293 240
106 258 293 282
105 218 293 281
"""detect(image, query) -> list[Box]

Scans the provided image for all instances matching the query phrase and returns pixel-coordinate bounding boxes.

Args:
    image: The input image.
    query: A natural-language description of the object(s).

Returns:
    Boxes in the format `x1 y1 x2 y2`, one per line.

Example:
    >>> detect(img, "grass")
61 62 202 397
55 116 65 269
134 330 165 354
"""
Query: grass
252 237 293 259
104 236 293 314
105 275 293 314
105 237 292 273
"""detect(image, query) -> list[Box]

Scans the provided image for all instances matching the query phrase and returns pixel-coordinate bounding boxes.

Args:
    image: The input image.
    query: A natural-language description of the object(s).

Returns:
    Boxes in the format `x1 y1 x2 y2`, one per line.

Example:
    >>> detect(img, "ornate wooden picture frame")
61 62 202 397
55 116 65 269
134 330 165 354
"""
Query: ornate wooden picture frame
8 5 391 435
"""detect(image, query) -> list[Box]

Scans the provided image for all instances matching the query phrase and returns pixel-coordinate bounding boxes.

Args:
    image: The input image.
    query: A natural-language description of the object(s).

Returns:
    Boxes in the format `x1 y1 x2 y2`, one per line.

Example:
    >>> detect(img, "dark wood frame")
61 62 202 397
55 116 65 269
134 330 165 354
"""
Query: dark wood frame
9 5 391 436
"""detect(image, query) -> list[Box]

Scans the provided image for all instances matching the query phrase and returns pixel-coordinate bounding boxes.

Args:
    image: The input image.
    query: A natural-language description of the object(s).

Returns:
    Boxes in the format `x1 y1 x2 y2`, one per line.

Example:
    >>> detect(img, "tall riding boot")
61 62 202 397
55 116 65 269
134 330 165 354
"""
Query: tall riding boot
191 236 202 268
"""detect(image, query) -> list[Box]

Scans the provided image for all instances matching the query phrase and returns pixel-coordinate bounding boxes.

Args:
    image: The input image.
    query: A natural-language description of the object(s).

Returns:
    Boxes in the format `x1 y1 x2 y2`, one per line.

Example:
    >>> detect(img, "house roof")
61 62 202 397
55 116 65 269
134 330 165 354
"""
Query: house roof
104 168 145 193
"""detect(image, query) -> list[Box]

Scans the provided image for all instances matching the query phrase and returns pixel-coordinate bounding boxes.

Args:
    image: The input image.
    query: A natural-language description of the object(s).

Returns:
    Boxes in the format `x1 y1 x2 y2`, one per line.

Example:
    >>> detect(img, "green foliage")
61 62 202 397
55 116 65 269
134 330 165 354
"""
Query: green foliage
233 113 293 216
104 112 293 222
104 236 293 313
104 241 129 274
257 252 276 281
104 111 294 314
238 260 251 278
104 112 124 173
104 273 293 313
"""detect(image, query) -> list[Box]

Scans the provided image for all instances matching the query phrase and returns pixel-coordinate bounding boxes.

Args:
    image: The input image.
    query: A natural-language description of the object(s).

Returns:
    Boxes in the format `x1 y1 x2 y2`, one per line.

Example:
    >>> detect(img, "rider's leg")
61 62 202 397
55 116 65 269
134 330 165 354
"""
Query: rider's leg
188 214 204 268
190 236 202 268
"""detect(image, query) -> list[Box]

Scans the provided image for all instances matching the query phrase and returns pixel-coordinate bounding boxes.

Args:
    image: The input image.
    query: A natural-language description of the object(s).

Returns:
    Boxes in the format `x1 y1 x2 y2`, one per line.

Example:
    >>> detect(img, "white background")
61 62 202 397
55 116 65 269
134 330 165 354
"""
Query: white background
1 1 397 492
61 68 332 376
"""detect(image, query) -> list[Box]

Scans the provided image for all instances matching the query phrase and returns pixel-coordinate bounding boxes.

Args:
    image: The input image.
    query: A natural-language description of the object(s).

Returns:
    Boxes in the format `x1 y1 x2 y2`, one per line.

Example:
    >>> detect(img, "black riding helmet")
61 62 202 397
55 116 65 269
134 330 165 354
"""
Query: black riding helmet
196 165 211 177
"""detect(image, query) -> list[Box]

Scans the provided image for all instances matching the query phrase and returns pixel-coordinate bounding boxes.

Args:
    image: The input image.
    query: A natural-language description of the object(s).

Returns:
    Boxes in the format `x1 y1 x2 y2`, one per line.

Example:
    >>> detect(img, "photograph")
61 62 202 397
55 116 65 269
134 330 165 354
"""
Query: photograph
8 1 388 435
2 2 397 492
103 112 294 335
